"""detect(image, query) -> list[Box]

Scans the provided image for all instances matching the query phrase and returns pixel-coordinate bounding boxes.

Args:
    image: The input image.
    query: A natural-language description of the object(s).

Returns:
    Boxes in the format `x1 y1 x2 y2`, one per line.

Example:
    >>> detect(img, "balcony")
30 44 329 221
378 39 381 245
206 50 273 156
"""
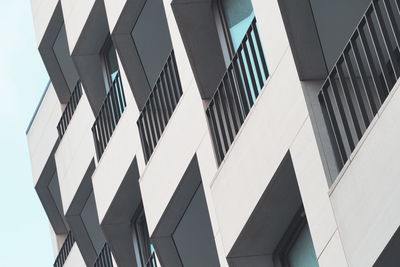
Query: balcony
57 82 83 139
53 231 75 267
319 0 400 172
137 50 183 163
92 72 127 160
94 243 113 267
206 18 269 165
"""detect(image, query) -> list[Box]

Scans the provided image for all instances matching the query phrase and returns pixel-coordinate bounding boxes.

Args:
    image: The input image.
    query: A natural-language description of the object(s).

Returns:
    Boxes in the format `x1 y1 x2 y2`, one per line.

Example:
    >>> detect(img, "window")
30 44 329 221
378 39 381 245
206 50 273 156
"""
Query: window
218 0 255 55
132 207 155 267
102 39 119 90
277 210 319 267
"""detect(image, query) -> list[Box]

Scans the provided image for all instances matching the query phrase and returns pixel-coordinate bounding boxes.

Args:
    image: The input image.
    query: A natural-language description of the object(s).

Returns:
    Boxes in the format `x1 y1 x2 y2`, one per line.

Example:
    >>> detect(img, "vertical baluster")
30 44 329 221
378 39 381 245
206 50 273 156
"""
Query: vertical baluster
365 8 393 90
329 72 355 153
242 36 259 100
252 20 269 80
336 61 363 140
227 65 245 124
343 45 373 127
373 0 400 79
319 87 347 166
213 91 230 155
207 103 223 165
358 25 386 104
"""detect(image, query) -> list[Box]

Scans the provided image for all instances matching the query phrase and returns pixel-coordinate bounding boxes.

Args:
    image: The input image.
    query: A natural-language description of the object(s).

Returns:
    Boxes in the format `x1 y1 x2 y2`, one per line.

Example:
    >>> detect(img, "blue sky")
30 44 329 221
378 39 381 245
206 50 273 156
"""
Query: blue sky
0 0 53 266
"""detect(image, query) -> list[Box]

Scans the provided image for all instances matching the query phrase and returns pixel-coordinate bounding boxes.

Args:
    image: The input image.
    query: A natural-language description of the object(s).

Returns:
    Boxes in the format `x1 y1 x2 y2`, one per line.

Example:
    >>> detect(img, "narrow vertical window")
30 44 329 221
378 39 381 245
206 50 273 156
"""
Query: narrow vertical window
218 0 255 54
102 39 119 90
287 223 319 267
133 208 155 266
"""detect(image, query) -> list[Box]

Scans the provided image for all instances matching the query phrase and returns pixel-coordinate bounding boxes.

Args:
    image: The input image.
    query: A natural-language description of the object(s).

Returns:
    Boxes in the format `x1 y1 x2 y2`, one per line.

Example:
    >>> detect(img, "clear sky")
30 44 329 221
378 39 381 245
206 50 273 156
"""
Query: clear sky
0 0 53 266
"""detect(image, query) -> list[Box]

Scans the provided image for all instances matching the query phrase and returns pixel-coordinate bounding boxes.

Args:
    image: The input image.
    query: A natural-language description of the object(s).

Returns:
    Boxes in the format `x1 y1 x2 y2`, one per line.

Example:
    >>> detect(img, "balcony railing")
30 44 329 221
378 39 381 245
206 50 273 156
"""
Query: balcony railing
319 0 400 171
53 231 75 267
57 82 83 139
94 243 113 267
206 18 269 165
145 252 157 267
137 50 183 163
92 72 126 160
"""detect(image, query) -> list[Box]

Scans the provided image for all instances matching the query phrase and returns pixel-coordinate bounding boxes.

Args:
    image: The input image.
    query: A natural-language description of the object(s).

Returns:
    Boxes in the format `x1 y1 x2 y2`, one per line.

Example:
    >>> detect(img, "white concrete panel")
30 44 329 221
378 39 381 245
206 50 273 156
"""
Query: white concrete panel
318 230 348 267
27 83 62 185
31 0 59 45
61 0 96 53
103 0 126 33
330 81 400 267
55 91 96 213
139 80 209 235
251 0 290 75
64 243 86 267
211 49 309 253
197 134 229 266
290 117 338 257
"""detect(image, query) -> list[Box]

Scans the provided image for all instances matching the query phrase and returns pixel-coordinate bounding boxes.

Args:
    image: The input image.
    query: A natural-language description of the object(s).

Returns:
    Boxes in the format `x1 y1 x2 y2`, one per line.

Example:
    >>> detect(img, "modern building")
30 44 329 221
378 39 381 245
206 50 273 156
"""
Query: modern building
26 0 400 266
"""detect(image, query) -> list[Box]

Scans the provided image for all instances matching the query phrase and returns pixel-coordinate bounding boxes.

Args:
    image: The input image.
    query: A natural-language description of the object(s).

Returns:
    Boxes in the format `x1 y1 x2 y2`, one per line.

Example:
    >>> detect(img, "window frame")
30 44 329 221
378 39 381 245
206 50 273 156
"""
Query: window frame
216 0 236 58
131 204 152 267
100 37 119 90
274 208 309 267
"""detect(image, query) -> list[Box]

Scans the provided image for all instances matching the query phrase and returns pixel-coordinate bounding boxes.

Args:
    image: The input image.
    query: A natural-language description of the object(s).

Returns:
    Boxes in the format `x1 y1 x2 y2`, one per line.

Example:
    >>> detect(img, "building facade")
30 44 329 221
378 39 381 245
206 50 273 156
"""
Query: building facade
26 0 400 266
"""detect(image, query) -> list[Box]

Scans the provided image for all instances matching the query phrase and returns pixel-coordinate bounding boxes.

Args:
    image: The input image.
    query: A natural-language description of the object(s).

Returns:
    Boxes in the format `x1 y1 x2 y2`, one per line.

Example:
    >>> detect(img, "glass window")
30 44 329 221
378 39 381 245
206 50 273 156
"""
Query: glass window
220 0 255 52
133 209 155 267
287 223 319 267
102 39 119 89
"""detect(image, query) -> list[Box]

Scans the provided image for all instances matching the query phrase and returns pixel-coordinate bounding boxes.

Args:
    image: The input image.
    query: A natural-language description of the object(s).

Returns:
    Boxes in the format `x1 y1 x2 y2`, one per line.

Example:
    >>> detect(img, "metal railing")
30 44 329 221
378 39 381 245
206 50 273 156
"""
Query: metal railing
94 243 113 267
206 18 269 165
137 50 183 163
57 82 83 139
319 0 400 171
53 231 75 267
92 72 126 160
145 252 157 267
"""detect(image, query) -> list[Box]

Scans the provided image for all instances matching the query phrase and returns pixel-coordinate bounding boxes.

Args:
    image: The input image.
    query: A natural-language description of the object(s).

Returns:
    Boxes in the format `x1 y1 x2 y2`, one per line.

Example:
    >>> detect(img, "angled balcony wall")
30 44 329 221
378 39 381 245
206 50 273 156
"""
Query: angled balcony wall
55 86 96 214
31 0 59 46
61 0 112 114
35 2 79 104
27 82 68 234
90 64 144 267
206 1 347 265
104 0 174 110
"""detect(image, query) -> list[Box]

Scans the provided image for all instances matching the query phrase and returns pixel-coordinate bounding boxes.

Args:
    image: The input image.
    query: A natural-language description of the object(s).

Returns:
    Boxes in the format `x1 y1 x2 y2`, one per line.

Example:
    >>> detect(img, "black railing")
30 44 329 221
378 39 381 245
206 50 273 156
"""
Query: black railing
94 243 113 267
206 18 269 165
53 231 75 267
319 0 400 171
137 50 183 163
92 72 126 160
57 82 83 139
145 252 157 267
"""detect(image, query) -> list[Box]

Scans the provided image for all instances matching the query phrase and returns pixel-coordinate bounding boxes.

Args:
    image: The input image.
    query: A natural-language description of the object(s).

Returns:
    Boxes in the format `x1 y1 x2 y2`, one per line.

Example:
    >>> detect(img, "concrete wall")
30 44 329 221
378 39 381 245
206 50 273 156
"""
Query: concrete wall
30 0 59 45
27 83 61 185
330 80 400 267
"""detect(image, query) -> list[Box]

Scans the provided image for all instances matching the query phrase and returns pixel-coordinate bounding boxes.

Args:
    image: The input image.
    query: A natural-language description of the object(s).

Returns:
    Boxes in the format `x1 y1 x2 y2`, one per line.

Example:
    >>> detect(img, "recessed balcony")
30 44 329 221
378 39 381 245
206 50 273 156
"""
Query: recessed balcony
205 18 269 165
92 72 127 161
137 50 183 163
318 0 400 174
